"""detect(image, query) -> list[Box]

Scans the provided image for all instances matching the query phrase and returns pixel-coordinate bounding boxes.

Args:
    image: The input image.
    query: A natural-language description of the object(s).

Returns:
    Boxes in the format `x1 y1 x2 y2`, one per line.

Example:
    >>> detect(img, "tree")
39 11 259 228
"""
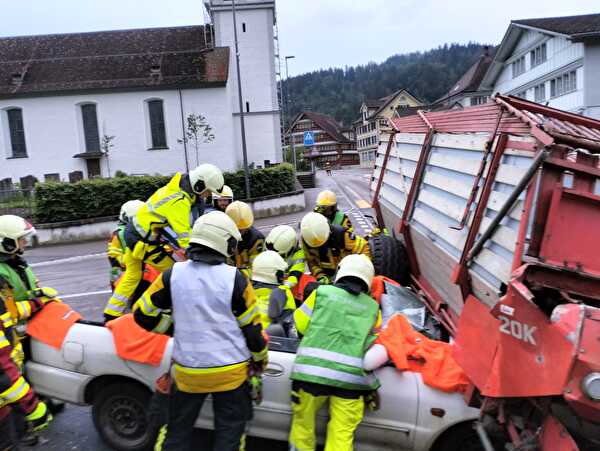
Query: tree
101 134 116 178
178 113 215 168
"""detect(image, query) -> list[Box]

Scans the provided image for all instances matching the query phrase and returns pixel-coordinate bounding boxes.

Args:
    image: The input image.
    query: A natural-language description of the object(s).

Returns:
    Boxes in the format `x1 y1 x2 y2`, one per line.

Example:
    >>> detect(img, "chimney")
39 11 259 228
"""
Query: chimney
11 73 24 86
150 64 161 79
483 45 490 57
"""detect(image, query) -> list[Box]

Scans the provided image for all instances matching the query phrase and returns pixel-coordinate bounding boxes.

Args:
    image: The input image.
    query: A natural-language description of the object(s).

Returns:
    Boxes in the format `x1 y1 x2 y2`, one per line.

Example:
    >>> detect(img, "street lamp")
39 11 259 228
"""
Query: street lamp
284 55 296 170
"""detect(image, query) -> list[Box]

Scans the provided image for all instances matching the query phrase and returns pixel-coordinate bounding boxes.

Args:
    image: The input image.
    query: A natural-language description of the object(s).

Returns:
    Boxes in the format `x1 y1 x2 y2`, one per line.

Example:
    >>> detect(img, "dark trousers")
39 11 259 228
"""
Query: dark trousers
160 382 253 451
0 412 19 451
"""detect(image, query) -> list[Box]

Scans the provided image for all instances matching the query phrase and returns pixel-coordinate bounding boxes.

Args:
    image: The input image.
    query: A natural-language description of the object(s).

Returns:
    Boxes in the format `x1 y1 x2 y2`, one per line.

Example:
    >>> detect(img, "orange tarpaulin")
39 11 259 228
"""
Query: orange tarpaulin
106 313 169 367
26 302 82 349
377 314 470 393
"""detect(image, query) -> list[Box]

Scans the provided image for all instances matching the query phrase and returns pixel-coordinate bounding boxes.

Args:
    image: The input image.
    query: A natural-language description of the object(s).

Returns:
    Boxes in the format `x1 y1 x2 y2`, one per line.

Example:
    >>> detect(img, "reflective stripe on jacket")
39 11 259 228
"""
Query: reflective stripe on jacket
292 284 380 391
253 283 296 329
284 247 306 289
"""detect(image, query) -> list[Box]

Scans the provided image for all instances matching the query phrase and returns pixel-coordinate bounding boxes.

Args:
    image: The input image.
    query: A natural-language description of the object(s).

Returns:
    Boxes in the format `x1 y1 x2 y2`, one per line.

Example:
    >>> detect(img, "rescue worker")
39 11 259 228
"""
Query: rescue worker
107 200 145 289
265 225 306 291
225 201 265 270
211 184 234 213
314 190 352 232
133 211 268 451
251 250 296 333
104 164 225 322
289 254 380 451
300 212 370 285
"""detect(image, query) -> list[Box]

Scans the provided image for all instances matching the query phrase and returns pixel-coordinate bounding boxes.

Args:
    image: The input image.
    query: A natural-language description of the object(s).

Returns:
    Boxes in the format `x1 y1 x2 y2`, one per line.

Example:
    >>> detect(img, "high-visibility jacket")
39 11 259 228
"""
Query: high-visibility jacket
107 224 127 268
253 282 296 329
233 226 265 269
292 285 380 391
283 247 306 290
332 210 352 232
131 173 195 249
303 227 370 283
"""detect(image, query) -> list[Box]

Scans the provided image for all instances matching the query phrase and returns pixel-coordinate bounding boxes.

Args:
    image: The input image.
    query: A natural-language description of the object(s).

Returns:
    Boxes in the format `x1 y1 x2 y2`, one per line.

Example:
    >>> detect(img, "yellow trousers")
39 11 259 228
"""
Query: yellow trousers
289 389 364 451
104 242 174 318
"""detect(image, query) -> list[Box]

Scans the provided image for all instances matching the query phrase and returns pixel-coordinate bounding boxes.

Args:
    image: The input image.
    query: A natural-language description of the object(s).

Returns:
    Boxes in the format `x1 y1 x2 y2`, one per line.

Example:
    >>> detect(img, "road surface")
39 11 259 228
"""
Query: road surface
26 167 374 450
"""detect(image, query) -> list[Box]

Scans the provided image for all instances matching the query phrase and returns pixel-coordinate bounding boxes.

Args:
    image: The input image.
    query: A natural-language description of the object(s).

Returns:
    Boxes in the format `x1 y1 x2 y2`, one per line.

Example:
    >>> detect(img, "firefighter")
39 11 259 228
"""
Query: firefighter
265 225 306 291
132 211 268 451
314 190 352 232
107 200 145 290
289 254 380 451
251 250 296 332
225 201 265 270
104 164 224 322
300 212 370 285
211 185 234 213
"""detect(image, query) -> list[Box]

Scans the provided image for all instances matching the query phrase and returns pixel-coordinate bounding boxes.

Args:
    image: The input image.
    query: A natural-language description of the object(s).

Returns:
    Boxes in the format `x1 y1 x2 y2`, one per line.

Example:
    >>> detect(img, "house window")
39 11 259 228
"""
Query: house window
6 108 27 158
246 101 250 113
148 100 167 148
512 56 526 78
81 104 100 152
550 70 577 98
470 96 488 106
534 83 546 103
530 43 547 68
515 90 528 100
242 23 246 33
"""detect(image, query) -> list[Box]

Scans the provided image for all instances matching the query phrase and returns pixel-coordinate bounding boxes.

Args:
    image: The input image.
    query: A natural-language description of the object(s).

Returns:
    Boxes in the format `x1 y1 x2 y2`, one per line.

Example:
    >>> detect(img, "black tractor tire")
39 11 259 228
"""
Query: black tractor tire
92 382 157 451
368 234 410 285
433 422 487 451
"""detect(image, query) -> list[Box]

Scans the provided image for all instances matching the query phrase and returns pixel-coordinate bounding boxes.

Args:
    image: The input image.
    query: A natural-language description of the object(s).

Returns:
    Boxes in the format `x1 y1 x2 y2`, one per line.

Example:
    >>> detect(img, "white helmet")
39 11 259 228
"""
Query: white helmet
213 185 234 200
335 254 375 290
226 201 254 231
189 211 241 257
266 225 297 258
300 212 330 248
252 250 288 285
119 200 144 223
189 164 224 195
0 215 36 254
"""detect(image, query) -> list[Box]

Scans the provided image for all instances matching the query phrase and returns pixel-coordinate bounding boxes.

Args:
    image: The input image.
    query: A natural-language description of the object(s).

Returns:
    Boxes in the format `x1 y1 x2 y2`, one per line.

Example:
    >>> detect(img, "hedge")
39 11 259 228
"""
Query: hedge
34 163 296 223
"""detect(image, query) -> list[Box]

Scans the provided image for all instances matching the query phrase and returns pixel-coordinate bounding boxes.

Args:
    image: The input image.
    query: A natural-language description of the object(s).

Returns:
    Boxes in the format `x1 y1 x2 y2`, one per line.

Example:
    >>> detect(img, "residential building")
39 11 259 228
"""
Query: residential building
285 111 358 167
354 89 423 168
0 0 282 184
480 13 600 118
433 48 494 110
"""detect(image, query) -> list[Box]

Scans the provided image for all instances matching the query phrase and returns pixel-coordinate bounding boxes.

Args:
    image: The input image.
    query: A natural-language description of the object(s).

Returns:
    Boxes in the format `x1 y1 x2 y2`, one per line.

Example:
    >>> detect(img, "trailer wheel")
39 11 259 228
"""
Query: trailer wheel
92 382 157 451
368 234 410 285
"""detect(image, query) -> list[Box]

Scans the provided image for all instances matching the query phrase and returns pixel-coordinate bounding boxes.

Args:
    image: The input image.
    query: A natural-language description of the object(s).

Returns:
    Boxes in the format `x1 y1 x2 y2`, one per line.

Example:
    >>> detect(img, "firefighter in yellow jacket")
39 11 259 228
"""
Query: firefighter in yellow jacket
107 200 144 289
104 164 224 322
265 225 306 292
225 201 265 271
300 212 370 285
314 190 352 232
133 211 267 450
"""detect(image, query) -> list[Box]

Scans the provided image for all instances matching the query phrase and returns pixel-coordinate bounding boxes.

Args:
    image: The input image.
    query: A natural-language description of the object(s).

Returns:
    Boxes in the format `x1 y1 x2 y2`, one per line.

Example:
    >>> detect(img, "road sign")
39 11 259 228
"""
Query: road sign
303 131 315 146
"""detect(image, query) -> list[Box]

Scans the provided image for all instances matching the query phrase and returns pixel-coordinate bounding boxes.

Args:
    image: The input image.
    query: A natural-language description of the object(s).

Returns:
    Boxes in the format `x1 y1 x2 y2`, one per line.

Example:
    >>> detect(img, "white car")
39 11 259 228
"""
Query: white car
26 320 481 451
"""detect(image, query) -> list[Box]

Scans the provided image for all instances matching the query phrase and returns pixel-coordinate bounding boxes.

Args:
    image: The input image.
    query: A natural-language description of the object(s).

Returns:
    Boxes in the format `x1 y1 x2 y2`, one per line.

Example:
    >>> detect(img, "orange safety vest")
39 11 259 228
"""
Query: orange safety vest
26 302 81 349
106 313 169 367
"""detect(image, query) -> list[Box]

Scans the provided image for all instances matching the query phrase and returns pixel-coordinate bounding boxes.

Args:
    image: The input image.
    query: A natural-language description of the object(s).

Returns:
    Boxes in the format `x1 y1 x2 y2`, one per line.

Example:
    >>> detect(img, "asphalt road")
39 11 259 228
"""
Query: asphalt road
25 167 374 450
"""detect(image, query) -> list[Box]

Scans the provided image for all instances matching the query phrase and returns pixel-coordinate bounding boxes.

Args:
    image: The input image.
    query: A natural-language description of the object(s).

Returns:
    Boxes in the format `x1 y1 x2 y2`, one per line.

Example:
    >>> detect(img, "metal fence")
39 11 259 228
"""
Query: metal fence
0 189 34 218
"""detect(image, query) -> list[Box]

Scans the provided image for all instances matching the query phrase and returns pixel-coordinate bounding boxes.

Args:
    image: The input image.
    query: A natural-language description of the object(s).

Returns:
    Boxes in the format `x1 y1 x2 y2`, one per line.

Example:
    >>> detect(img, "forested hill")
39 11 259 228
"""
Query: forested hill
285 42 492 126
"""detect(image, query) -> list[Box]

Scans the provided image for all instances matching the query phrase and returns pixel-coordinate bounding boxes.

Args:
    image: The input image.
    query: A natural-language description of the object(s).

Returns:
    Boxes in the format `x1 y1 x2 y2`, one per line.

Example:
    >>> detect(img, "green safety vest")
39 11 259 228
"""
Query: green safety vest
332 210 345 226
116 224 127 251
0 261 36 302
291 284 380 391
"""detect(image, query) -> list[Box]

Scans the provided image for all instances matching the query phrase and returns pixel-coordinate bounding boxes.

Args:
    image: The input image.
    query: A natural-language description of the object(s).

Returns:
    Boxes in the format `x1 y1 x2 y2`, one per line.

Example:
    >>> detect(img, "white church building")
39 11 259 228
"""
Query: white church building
0 0 282 184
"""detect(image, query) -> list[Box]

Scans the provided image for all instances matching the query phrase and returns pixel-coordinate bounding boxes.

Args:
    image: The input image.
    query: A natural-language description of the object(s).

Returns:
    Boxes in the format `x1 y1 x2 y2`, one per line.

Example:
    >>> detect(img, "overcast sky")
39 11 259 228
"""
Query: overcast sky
1 1 597 75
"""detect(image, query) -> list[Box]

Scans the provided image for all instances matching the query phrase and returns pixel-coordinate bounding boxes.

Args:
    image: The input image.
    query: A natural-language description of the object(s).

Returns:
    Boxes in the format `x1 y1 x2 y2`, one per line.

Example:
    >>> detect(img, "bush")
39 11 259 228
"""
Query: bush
33 164 296 223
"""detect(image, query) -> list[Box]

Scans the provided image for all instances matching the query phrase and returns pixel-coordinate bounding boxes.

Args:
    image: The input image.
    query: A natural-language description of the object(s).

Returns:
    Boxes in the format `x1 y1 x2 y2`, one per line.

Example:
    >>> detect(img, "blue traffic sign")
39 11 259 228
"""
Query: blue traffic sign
303 131 315 146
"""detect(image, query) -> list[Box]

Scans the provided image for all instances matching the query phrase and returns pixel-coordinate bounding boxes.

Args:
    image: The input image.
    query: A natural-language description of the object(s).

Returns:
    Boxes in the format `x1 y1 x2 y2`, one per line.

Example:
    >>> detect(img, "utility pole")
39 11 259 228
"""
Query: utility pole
285 55 296 170
232 0 251 199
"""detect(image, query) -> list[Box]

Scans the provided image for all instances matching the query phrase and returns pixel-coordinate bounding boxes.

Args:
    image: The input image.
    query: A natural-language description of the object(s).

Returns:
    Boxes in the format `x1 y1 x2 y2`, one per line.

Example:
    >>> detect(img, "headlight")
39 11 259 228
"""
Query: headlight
581 373 600 401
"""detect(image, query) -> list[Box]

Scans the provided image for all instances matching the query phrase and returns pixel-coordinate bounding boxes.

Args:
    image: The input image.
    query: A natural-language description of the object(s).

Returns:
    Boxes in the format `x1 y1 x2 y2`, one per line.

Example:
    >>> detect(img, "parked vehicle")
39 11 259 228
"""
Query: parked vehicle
26 320 480 451
370 94 600 451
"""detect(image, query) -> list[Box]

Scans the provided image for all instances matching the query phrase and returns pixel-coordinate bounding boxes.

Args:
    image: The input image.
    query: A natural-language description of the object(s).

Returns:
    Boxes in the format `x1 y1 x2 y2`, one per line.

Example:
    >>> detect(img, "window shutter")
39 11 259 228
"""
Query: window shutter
81 104 100 152
148 100 167 148
7 109 27 158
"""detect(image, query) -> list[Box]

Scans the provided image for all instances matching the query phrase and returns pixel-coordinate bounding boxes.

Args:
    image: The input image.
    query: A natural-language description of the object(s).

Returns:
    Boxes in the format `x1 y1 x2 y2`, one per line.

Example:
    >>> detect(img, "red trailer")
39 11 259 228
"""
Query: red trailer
371 94 600 450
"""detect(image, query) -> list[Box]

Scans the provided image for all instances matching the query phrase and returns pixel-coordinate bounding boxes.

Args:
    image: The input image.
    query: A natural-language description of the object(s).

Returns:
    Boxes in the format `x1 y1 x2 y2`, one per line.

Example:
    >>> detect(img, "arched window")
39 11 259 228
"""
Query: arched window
6 108 27 158
80 103 100 152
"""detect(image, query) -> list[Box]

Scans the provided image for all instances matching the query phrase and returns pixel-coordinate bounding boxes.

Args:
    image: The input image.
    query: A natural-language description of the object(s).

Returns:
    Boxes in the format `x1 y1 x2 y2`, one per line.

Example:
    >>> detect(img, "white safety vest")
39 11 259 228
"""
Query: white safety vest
170 260 251 369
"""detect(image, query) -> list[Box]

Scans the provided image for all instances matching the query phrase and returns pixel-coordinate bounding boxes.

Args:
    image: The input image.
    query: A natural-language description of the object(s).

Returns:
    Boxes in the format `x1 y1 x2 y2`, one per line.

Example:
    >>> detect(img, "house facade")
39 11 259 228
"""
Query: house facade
354 89 423 168
481 13 600 119
0 0 282 185
286 111 358 168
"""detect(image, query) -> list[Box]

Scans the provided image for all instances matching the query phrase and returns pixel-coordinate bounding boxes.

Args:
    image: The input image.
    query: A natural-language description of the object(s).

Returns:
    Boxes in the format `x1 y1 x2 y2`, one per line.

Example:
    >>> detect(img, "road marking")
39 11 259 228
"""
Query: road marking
31 253 107 268
356 199 371 209
60 289 112 299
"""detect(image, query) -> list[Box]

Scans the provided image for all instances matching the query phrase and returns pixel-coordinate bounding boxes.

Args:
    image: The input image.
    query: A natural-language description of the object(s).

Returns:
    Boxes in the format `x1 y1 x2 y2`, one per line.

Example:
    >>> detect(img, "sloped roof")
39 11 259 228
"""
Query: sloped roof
0 25 229 98
436 50 493 103
292 111 350 143
513 13 600 38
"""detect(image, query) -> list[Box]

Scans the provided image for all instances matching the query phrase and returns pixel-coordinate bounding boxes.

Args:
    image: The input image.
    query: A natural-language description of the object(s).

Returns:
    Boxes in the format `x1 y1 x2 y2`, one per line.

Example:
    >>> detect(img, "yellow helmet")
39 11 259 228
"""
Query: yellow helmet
252 250 288 285
265 225 297 257
335 254 375 290
225 201 254 230
316 190 337 207
189 211 241 257
300 212 330 248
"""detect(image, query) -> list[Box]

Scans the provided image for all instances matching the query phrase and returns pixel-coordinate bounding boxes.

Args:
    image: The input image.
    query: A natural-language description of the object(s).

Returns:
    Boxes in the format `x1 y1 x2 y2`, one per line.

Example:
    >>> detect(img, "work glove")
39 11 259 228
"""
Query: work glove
26 401 53 432
250 348 268 374
316 275 330 285
365 390 381 412
28 287 59 303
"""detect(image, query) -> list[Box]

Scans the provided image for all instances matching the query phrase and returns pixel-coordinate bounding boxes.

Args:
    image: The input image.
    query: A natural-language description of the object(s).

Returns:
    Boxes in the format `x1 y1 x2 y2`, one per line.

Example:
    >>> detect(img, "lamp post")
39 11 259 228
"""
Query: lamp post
232 0 251 199
285 55 296 170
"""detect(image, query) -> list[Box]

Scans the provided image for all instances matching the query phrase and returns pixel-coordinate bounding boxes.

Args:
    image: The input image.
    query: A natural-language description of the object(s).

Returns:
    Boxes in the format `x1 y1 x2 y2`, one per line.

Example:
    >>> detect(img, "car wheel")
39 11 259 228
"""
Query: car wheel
368 234 410 285
91 382 157 451
434 422 495 451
